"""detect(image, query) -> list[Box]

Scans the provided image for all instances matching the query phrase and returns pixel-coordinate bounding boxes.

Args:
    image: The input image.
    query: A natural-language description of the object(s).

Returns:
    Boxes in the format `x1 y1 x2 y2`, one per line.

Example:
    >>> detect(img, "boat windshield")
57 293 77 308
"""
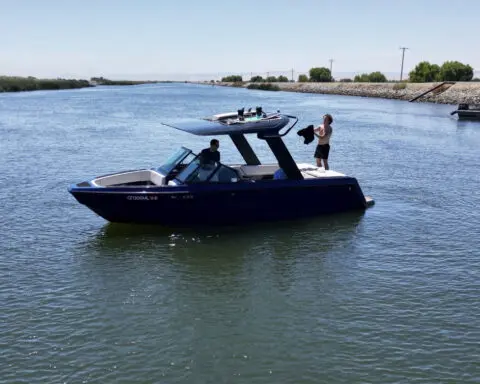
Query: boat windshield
175 158 239 184
157 147 192 175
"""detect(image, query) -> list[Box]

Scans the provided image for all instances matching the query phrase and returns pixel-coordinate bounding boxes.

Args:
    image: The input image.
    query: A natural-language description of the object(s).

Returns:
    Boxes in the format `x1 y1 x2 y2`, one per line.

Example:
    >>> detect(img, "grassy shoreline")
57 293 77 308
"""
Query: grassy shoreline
0 76 92 93
0 76 170 93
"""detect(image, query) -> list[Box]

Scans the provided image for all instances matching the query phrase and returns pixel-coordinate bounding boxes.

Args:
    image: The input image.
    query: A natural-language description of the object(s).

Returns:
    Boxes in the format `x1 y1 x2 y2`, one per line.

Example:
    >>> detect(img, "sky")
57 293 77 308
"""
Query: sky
1 0 479 80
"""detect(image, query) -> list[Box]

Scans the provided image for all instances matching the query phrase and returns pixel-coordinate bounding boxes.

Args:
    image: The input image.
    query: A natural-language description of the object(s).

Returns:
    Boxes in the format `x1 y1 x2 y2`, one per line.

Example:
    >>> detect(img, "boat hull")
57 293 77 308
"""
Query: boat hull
457 111 480 120
69 177 370 226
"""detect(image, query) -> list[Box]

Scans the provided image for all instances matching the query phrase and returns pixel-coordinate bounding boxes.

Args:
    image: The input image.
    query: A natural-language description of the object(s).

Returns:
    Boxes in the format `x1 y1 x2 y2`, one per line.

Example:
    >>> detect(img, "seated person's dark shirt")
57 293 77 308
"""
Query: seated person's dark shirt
199 148 220 165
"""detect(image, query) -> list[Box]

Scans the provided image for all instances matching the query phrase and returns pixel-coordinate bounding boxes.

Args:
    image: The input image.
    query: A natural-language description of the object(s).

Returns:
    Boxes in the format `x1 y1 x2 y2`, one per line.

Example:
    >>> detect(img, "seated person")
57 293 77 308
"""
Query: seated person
199 139 220 166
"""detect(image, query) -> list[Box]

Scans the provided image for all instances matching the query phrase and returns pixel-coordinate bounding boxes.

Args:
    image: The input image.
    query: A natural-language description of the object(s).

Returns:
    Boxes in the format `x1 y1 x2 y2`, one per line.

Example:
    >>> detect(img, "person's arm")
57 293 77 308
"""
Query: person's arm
314 125 324 138
315 127 326 138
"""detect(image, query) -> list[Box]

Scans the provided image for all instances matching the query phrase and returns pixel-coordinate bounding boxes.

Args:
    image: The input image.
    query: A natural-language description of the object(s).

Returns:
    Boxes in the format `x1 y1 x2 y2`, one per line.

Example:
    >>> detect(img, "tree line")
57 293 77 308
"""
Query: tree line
221 60 477 83
408 61 474 82
221 75 290 83
0 76 162 93
90 77 157 86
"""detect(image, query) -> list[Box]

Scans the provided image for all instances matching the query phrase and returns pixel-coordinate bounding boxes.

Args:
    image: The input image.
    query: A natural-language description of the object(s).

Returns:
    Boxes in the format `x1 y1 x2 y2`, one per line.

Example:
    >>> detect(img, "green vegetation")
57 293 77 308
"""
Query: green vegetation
0 76 91 93
263 75 289 82
439 61 474 81
298 74 309 82
409 61 473 82
354 74 370 82
339 78 352 82
472 78 480 82
221 75 243 82
393 82 407 90
354 72 387 82
250 76 264 82
309 67 333 82
90 77 157 86
408 62 441 82
368 71 388 82
247 83 280 91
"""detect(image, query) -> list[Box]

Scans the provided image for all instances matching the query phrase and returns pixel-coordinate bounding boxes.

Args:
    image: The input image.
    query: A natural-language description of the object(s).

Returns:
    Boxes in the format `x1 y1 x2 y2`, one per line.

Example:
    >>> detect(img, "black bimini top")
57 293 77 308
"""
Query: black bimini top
161 113 292 136
161 110 303 180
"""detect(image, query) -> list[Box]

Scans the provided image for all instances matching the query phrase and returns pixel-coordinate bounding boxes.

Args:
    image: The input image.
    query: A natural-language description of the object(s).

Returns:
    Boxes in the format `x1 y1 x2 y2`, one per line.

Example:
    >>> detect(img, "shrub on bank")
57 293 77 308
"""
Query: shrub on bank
393 82 407 90
221 75 243 82
409 62 441 82
309 67 333 82
353 74 370 82
262 75 290 82
354 72 387 82
340 78 352 82
368 72 388 82
247 83 280 91
409 61 473 82
439 61 474 81
250 76 264 82
298 74 309 82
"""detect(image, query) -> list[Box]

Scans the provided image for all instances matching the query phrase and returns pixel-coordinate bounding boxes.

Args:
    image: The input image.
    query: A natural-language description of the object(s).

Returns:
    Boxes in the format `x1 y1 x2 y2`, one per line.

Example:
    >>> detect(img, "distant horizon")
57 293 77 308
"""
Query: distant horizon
2 70 479 82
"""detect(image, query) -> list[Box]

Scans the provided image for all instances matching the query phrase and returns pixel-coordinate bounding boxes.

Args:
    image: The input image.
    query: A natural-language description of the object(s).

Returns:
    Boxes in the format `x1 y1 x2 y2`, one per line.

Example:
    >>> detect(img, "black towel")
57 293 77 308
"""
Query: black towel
297 125 315 144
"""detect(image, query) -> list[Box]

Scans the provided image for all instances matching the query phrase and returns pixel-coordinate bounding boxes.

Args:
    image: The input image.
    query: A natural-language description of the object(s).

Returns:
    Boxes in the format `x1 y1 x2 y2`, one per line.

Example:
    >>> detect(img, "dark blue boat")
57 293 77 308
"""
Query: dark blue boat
68 109 374 226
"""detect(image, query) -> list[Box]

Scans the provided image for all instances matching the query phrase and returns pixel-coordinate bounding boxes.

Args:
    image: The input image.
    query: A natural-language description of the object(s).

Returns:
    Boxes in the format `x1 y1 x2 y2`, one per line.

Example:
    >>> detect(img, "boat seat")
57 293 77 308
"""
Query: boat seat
93 170 165 187
239 164 279 177
150 171 166 186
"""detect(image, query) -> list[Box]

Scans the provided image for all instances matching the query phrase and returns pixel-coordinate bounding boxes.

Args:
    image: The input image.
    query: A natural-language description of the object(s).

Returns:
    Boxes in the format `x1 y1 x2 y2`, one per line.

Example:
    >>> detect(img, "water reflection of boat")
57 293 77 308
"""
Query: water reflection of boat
92 210 366 252
83 211 366 297
69 108 374 226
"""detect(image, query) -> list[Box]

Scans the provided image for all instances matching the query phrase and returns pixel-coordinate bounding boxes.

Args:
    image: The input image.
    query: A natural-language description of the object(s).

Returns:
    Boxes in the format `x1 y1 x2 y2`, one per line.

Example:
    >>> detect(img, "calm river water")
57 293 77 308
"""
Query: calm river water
1 84 479 383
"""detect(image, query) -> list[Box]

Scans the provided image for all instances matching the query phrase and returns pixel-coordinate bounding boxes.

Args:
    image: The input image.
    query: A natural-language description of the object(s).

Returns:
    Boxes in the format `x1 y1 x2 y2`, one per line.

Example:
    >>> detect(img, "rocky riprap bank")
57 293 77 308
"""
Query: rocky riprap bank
214 82 480 105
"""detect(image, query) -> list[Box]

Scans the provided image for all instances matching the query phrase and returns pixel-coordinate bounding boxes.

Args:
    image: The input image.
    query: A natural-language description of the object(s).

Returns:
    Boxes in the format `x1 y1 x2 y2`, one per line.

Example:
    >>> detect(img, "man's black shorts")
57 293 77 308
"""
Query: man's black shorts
314 144 330 159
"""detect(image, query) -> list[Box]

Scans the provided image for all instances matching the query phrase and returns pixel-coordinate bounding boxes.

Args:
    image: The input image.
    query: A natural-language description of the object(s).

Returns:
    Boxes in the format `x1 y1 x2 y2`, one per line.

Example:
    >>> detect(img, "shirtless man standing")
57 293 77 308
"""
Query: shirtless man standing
314 114 333 170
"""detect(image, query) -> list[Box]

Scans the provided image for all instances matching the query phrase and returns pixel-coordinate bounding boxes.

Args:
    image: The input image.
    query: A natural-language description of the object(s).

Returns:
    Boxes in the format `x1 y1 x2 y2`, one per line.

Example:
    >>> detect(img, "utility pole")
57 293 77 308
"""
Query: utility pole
399 47 408 81
329 59 334 74
291 68 294 82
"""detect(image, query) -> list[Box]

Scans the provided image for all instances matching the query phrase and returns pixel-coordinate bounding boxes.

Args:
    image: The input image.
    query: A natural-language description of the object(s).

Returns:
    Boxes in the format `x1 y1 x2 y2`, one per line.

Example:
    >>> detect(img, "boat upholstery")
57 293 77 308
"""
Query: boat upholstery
93 170 166 187
238 164 280 177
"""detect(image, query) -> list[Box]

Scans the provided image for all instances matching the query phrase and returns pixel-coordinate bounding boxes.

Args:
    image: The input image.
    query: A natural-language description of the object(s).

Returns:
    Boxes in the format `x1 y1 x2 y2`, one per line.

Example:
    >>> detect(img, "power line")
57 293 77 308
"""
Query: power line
399 47 409 81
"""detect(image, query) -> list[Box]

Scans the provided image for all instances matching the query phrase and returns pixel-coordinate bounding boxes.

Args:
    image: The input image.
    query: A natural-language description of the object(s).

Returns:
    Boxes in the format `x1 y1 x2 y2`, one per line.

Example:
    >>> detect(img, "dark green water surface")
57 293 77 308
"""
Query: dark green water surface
1 84 479 383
